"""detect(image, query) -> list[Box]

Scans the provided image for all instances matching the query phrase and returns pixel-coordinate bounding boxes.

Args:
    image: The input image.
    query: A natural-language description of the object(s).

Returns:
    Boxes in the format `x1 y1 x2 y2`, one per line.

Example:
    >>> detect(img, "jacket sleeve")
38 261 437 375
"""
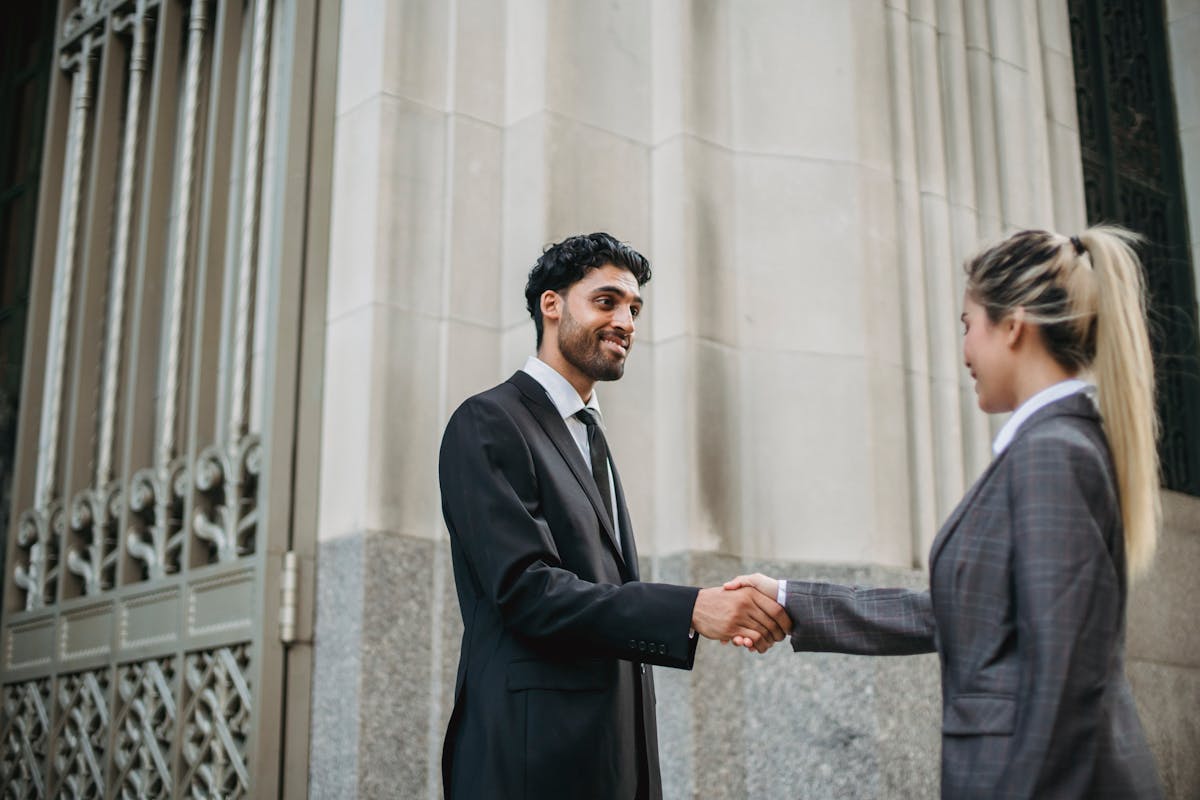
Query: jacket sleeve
996 432 1121 797
785 581 936 656
439 396 700 669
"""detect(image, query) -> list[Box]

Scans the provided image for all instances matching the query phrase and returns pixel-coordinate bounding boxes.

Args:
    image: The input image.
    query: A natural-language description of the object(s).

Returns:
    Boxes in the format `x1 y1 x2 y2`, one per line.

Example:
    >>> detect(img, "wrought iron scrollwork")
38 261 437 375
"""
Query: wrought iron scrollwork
193 435 261 564
13 504 63 610
66 483 121 595
1070 0 1200 495
0 679 52 795
62 0 106 43
126 461 188 581
113 657 176 798
181 645 251 798
50 670 109 797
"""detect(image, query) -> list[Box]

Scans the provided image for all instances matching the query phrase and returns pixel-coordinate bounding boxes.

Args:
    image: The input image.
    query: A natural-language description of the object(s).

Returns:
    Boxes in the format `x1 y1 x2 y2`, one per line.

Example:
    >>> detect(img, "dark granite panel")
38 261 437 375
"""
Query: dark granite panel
1128 491 1200 668
357 531 436 799
648 555 942 800
1127 659 1200 800
650 553 697 799
309 534 365 799
312 536 1197 800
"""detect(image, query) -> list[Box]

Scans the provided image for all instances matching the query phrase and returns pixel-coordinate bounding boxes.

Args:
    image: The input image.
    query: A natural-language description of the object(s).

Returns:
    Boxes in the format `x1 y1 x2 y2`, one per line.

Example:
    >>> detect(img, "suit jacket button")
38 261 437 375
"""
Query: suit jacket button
659 644 666 654
629 640 636 649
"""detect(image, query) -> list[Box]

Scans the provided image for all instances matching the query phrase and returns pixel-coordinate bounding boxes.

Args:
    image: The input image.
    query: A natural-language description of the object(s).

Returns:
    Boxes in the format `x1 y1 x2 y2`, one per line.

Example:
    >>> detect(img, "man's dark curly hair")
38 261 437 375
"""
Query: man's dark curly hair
524 232 652 347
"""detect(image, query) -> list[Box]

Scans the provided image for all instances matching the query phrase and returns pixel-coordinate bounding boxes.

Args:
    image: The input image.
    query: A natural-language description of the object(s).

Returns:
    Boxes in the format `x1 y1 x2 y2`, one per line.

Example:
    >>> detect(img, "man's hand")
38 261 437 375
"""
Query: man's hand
722 574 784 649
692 586 792 653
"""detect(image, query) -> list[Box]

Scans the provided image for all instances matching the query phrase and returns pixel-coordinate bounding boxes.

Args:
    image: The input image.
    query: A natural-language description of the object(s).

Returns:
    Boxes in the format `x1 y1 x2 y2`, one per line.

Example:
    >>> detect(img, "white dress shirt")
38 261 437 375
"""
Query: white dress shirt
991 378 1095 455
522 356 622 554
776 377 1097 607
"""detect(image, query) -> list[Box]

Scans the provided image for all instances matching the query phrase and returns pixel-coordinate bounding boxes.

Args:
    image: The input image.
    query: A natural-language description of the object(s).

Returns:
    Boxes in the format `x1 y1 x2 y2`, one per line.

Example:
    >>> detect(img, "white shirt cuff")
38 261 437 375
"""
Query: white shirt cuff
776 580 787 607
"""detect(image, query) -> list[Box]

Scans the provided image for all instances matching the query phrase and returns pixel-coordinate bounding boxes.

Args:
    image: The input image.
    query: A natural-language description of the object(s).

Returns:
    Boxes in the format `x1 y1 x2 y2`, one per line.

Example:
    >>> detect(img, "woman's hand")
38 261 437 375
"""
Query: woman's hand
724 572 780 599
723 574 783 649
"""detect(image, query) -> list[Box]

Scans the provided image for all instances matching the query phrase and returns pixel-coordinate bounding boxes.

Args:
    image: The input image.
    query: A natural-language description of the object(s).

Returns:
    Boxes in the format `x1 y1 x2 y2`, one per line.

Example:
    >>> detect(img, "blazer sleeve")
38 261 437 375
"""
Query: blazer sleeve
439 395 700 669
996 431 1122 797
784 581 936 656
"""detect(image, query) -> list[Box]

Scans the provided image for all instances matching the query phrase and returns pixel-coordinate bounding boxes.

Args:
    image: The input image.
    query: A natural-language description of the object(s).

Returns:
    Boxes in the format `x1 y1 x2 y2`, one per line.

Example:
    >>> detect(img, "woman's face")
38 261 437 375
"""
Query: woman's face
961 293 1018 413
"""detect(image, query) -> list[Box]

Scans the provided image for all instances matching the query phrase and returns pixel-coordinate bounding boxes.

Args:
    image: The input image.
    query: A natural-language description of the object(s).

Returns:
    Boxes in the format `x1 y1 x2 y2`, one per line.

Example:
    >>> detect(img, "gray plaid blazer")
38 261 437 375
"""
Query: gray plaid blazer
785 393 1162 798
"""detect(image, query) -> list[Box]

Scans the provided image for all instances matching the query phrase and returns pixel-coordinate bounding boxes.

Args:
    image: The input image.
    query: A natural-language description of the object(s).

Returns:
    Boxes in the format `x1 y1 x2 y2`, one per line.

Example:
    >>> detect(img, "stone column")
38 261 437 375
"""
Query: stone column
309 2 1096 797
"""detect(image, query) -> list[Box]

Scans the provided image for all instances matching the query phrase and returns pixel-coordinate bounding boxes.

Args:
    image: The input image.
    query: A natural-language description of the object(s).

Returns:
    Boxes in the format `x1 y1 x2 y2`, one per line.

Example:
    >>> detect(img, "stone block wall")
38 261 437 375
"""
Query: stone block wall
307 492 1199 798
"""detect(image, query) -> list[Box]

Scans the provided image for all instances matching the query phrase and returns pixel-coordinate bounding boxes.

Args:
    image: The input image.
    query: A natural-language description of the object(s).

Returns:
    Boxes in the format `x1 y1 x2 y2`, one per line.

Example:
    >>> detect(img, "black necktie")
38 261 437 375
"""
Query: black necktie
574 409 614 528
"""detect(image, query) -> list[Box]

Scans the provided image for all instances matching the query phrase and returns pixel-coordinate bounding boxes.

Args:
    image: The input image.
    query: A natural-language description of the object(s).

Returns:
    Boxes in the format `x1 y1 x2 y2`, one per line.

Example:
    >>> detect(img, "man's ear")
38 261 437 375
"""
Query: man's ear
1004 307 1026 349
540 290 562 325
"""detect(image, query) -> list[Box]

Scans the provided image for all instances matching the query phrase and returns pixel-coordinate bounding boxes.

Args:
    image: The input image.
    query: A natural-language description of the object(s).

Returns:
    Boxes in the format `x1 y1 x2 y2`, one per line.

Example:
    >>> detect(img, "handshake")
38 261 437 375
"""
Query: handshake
691 573 787 653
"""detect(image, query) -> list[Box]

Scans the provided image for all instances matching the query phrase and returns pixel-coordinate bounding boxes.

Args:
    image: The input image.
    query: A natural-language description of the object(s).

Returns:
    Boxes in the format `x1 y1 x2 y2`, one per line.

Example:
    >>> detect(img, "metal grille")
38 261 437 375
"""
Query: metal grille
0 0 330 794
1070 0 1200 495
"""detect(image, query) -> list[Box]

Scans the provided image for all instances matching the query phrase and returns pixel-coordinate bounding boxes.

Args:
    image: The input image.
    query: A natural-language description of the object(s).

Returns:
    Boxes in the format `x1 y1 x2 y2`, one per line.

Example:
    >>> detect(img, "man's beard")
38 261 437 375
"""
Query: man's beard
558 306 628 382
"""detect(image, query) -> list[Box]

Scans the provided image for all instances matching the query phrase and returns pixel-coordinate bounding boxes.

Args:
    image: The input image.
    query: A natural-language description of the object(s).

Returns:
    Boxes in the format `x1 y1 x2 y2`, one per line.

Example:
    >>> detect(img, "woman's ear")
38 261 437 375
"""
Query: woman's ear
1004 307 1026 349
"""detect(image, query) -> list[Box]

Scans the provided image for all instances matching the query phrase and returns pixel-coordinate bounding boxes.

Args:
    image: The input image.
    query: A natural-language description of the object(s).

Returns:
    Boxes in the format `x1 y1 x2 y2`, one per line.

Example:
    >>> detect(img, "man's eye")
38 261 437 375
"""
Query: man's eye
631 306 641 317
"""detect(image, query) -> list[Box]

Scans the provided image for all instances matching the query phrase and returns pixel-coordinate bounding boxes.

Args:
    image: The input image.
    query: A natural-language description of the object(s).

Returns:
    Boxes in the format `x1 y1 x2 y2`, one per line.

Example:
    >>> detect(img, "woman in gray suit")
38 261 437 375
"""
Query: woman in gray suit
728 226 1164 798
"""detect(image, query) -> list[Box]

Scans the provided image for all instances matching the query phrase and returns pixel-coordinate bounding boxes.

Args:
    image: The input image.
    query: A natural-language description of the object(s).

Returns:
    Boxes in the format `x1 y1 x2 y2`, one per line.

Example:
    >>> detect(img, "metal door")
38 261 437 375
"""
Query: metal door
0 0 335 795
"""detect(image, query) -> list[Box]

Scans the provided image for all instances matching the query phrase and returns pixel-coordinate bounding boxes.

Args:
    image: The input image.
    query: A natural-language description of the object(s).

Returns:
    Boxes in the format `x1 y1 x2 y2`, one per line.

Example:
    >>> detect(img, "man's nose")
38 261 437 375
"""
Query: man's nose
612 305 635 330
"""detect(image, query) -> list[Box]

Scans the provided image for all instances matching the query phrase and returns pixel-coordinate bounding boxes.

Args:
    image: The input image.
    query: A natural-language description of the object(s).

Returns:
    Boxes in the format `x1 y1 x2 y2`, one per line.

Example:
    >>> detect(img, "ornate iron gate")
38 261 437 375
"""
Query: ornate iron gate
1069 0 1200 496
0 0 333 795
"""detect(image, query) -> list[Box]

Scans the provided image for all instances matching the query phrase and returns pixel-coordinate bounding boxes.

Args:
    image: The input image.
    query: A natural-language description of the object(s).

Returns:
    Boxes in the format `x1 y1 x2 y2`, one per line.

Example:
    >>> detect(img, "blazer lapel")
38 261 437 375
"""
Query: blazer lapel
927 455 1004 571
928 392 1101 571
507 372 628 571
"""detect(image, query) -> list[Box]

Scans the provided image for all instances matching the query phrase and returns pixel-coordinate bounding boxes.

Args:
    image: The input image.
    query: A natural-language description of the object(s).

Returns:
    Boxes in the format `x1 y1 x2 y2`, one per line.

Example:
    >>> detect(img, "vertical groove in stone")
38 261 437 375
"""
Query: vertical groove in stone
1019 0 1056 227
910 11 967 525
964 1 1003 234
936 0 995 479
1036 0 1087 231
885 1 939 564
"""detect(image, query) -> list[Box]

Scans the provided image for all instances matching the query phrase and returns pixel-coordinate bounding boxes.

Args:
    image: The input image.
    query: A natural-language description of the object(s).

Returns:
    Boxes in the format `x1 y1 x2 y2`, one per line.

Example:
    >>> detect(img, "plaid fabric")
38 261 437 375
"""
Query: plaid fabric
785 394 1162 799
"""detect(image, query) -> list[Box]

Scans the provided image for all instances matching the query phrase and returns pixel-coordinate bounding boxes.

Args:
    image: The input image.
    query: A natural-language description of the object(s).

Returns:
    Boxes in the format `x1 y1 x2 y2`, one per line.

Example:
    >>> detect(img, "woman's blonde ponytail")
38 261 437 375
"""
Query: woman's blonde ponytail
1078 225 1160 576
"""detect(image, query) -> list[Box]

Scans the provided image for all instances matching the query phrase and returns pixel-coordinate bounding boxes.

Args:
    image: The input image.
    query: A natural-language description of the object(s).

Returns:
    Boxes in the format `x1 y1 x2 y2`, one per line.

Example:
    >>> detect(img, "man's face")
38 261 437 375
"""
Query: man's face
555 264 643 383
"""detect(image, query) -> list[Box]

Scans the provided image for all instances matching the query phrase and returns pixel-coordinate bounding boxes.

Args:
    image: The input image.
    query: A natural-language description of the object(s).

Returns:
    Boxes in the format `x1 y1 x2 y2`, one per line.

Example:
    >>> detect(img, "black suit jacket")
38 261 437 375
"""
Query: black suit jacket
783 394 1162 798
439 371 700 799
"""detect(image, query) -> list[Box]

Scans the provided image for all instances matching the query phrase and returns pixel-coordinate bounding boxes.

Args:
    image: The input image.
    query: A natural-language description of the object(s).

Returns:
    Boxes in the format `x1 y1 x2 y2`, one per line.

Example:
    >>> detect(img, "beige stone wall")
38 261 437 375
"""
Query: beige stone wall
311 1 1199 797
317 0 1085 565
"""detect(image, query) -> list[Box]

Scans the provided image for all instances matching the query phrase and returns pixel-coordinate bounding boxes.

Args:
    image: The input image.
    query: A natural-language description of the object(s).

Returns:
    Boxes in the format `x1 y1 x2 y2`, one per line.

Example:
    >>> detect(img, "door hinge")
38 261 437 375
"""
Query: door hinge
280 550 299 644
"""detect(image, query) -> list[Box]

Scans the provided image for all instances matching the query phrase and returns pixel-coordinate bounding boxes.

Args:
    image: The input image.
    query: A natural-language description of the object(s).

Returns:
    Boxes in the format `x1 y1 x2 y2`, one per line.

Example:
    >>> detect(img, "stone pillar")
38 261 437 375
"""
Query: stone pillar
307 2 1183 798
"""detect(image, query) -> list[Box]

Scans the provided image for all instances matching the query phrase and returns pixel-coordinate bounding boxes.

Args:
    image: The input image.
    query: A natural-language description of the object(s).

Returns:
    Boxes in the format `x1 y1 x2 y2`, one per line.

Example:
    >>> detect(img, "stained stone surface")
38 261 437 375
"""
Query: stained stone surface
308 532 436 799
312 533 1196 799
649 553 941 800
309 534 363 799
357 532 436 798
1127 659 1200 798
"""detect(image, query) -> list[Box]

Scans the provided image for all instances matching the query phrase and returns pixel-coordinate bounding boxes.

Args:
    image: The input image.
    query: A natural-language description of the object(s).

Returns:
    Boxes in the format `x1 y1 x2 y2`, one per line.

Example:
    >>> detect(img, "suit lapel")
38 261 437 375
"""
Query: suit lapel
927 455 1004 570
611 460 639 581
507 372 628 572
928 392 1101 571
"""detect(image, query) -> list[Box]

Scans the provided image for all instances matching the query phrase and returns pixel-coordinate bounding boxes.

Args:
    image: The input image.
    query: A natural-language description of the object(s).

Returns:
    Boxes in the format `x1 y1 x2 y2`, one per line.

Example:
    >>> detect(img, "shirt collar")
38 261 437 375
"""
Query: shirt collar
522 356 603 424
992 378 1095 456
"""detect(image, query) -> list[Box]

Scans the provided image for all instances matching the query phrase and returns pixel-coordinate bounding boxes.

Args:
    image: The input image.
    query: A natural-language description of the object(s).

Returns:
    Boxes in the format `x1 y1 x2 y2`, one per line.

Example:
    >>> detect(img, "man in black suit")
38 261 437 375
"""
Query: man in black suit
438 232 790 799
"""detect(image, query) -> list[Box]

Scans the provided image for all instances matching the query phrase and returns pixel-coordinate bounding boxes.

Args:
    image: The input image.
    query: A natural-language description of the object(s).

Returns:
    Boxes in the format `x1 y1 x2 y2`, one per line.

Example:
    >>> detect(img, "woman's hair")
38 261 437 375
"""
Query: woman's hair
964 225 1160 576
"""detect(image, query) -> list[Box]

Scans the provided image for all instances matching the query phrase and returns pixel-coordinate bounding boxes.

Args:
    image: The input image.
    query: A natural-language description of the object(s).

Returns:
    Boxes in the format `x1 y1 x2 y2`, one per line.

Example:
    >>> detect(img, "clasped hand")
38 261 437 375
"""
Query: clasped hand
690 573 787 653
